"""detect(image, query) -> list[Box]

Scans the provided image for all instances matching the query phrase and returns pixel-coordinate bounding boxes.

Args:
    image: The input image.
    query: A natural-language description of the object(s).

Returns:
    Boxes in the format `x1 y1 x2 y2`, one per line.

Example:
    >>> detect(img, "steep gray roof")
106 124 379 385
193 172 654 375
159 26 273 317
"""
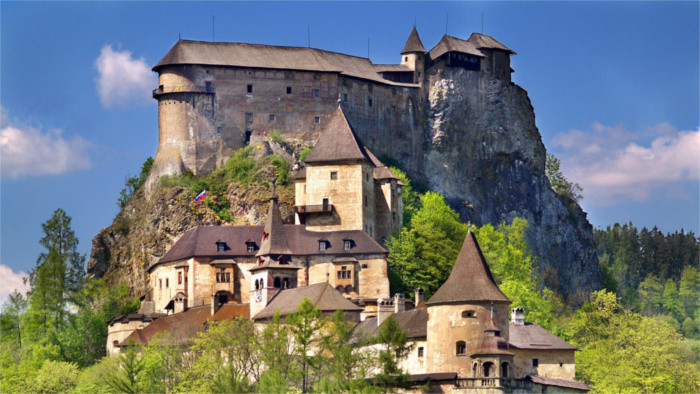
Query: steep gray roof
256 196 293 257
354 307 429 340
426 232 510 305
364 148 400 181
508 322 577 350
467 33 516 54
428 35 486 60
304 107 372 164
154 225 386 269
401 26 426 54
154 40 418 87
254 282 363 320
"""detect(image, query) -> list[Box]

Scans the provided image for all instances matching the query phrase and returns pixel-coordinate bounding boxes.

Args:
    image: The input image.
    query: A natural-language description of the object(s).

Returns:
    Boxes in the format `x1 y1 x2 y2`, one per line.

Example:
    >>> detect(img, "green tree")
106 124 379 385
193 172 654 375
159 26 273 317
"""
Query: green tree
117 157 153 208
387 192 468 297
30 360 79 393
636 274 663 316
73 356 120 393
107 346 143 393
679 265 700 319
373 315 410 389
389 166 420 226
257 311 295 390
287 298 324 392
34 208 85 295
661 278 684 322
545 153 583 203
24 249 66 341
0 290 27 350
565 290 700 393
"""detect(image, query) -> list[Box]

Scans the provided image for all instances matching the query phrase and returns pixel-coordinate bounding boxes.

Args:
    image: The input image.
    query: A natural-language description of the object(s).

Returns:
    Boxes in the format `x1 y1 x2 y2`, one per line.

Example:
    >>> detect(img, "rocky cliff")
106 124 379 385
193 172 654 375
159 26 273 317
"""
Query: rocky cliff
417 68 600 303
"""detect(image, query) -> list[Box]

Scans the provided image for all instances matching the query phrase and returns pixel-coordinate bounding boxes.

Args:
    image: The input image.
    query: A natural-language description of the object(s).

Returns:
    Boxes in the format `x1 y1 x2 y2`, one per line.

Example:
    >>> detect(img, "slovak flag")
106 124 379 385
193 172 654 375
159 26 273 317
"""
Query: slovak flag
195 190 207 203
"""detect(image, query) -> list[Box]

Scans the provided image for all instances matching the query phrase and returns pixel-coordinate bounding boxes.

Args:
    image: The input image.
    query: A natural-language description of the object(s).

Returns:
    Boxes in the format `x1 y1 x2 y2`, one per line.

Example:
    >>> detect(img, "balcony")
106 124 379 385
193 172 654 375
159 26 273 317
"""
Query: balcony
454 378 532 390
294 204 334 215
152 86 215 98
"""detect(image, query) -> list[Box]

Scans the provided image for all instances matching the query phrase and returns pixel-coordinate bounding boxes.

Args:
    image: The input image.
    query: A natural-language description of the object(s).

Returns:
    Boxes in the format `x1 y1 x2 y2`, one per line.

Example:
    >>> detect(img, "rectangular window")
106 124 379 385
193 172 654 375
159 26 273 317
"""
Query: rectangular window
342 93 348 102
205 81 213 92
330 171 337 180
269 114 275 122
286 86 292 94
216 268 230 283
533 359 539 367
418 347 424 357
166 278 169 288
319 241 327 251
247 85 253 94
313 74 320 80
343 240 352 250
314 116 321 124
245 112 253 122
368 84 373 93
247 243 255 252
364 195 368 207
217 127 222 134
178 271 182 285
217 243 225 252
313 89 320 98
204 109 213 117
159 279 162 289
338 267 351 279
342 79 347 87
368 97 373 107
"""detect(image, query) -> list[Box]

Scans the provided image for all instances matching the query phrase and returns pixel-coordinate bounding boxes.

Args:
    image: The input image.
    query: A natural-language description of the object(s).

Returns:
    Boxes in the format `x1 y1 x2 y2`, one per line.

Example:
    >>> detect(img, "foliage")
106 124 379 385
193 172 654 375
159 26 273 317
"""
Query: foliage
257 311 295 386
287 298 324 391
299 146 312 161
24 249 67 342
107 346 142 393
269 154 291 186
73 356 120 393
474 218 560 330
373 316 410 388
31 360 80 393
387 192 468 297
565 290 700 392
117 157 153 208
545 153 582 203
34 208 85 294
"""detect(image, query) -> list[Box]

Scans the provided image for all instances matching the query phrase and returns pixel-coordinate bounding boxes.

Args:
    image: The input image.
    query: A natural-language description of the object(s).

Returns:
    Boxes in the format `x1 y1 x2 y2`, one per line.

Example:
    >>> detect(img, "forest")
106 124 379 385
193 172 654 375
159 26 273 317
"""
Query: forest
1 158 699 393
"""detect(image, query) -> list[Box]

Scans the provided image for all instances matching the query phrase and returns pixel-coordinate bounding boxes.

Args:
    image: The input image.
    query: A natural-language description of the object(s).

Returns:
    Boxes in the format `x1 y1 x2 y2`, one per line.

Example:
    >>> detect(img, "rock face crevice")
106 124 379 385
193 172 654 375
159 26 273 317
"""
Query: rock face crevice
419 68 600 302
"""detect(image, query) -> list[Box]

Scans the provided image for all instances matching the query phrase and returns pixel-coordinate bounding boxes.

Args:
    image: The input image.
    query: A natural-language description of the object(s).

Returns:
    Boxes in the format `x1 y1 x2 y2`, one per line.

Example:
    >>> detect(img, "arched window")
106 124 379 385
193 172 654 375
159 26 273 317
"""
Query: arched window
282 278 290 289
273 277 281 288
255 279 260 290
501 362 509 378
456 341 466 356
336 285 345 293
472 363 478 378
483 362 494 377
345 285 353 294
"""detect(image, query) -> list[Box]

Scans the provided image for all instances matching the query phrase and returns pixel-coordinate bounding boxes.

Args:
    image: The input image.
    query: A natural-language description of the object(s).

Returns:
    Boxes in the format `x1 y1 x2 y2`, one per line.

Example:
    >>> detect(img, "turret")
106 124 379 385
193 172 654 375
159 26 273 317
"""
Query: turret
400 26 426 84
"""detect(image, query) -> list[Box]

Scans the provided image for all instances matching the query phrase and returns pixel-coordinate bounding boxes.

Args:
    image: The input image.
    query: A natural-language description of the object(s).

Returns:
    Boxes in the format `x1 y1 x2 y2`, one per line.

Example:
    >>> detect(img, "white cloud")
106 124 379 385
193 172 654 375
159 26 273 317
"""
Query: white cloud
0 108 92 179
0 264 29 306
95 45 155 107
551 122 699 206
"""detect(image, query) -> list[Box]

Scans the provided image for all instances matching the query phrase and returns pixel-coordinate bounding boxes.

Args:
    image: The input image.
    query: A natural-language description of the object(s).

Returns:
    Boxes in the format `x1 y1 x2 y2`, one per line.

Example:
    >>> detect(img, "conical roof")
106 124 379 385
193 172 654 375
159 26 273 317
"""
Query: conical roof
426 232 510 305
401 26 426 54
256 195 293 256
304 107 371 164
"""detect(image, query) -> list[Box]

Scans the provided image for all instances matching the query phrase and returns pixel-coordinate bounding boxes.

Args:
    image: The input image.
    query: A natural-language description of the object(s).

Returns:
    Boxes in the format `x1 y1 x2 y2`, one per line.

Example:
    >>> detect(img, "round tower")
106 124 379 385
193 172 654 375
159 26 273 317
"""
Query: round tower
400 26 427 85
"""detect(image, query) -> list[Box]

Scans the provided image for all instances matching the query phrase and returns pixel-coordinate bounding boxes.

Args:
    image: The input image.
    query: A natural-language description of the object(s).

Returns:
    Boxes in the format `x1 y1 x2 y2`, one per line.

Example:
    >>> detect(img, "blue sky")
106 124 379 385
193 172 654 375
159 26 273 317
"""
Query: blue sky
2 1 698 300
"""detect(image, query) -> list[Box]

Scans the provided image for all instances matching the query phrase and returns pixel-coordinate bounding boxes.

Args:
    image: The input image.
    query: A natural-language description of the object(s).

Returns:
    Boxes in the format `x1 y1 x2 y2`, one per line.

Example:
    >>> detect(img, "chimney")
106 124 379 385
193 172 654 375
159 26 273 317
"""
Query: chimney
377 298 394 326
394 293 406 313
414 288 424 305
511 307 525 325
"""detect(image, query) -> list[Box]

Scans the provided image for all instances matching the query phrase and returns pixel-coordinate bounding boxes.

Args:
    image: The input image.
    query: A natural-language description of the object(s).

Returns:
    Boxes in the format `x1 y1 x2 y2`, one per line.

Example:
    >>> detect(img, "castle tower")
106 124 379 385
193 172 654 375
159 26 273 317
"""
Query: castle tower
249 194 300 318
400 26 426 85
425 231 511 376
297 107 377 237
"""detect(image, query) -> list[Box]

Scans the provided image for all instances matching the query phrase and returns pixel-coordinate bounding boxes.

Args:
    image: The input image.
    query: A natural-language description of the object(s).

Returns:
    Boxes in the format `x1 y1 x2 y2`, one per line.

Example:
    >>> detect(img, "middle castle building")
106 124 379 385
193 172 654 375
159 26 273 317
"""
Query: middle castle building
146 106 401 320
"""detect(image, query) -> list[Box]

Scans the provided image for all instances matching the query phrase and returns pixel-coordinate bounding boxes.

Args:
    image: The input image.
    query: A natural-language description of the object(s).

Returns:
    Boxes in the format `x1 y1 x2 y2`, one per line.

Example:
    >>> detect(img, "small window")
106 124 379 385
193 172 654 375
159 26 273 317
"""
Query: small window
337 266 351 279
533 359 539 367
178 271 183 285
314 116 321 124
361 263 368 269
368 84 373 93
343 240 352 250
166 278 169 288
559 362 563 367
313 89 320 98
456 341 466 356
342 93 348 102
404 56 408 62
269 114 275 122
245 112 253 122
345 285 353 293
462 310 475 318
159 279 162 289
205 81 213 92
286 86 292 94
418 347 424 357
216 268 230 283
273 277 281 288
246 243 256 252
313 74 320 80
247 85 253 94
364 195 368 207
319 240 328 251
368 97 373 107
217 127 222 134
330 171 337 180
217 242 227 252
342 79 347 87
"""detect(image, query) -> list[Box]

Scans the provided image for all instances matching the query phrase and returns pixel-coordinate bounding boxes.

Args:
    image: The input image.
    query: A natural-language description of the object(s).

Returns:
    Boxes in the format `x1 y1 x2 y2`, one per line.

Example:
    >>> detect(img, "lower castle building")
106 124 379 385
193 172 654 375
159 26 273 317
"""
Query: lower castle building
107 79 589 394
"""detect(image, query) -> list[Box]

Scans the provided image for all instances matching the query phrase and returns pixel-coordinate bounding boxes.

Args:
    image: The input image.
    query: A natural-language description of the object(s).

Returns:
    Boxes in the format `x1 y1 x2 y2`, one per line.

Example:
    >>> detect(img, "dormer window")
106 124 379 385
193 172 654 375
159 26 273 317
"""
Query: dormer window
216 241 228 252
319 240 329 251
343 240 354 250
246 242 256 252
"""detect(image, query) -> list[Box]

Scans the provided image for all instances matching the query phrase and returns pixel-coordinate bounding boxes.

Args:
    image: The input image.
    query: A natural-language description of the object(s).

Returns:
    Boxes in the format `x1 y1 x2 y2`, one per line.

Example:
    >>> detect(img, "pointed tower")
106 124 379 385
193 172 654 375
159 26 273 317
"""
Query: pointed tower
249 193 300 318
425 231 511 376
297 107 377 237
400 26 426 84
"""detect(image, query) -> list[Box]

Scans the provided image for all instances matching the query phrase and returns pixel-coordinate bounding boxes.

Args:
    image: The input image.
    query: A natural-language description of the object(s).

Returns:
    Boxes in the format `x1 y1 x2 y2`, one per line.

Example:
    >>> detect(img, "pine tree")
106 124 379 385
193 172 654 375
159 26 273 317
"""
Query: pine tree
287 298 324 392
34 208 85 295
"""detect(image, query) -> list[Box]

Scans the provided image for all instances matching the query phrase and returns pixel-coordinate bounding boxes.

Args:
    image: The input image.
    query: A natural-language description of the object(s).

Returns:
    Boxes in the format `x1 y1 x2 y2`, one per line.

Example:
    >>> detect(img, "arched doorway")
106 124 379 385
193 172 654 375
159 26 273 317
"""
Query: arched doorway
501 362 509 378
482 362 494 378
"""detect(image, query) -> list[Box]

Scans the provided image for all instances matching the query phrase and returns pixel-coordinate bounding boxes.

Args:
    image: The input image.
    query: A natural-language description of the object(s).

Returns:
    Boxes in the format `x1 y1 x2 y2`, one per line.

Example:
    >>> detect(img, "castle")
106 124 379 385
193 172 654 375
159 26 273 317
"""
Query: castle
107 28 590 393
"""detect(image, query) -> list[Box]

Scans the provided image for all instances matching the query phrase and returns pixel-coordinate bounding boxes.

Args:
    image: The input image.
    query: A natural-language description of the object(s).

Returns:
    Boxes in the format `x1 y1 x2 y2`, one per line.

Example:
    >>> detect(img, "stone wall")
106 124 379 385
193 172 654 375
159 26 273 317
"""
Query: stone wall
511 349 575 380
306 254 389 300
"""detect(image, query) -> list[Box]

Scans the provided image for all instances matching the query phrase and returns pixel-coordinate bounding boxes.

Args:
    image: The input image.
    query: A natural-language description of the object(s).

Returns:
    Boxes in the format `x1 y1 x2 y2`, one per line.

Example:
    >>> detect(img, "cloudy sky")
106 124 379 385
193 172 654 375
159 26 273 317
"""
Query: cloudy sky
1 1 698 303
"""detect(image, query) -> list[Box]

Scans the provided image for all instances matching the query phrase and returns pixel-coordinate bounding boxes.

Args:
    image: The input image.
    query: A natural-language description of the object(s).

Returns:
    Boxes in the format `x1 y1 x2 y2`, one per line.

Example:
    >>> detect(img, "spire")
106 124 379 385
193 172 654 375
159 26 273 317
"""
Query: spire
401 26 426 54
426 231 510 305
256 192 292 257
304 107 371 164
